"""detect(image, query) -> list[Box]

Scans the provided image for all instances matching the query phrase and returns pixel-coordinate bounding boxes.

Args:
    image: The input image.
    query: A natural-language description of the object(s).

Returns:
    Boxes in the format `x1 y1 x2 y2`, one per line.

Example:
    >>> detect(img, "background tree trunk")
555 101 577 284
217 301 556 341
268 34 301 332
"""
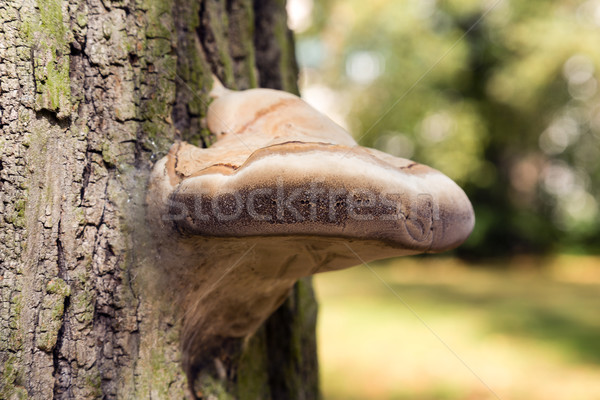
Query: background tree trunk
0 0 320 398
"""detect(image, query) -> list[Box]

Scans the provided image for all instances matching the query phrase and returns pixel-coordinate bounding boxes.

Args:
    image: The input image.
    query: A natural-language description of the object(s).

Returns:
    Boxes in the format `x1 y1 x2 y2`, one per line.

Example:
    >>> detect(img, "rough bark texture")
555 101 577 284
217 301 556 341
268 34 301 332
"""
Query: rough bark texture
0 0 320 398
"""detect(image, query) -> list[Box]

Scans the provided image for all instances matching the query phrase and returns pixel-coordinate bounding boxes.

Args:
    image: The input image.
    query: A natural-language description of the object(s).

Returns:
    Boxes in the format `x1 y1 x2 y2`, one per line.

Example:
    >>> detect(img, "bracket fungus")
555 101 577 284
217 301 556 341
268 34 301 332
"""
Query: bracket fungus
147 78 475 383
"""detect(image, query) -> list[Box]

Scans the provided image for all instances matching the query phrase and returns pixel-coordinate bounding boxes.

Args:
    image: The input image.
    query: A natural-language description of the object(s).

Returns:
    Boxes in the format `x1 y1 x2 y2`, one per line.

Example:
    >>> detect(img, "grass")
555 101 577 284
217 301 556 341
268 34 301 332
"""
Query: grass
314 254 600 400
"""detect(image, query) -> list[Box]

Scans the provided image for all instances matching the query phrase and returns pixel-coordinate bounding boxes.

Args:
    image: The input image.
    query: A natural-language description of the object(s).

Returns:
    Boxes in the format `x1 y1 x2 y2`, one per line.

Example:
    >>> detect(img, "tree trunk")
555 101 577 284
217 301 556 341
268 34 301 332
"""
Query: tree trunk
0 0 320 398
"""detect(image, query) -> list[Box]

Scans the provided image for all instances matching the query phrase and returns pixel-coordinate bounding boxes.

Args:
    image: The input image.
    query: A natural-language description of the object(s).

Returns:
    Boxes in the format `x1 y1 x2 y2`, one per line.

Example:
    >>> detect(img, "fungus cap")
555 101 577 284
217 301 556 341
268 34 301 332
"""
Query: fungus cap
149 87 475 273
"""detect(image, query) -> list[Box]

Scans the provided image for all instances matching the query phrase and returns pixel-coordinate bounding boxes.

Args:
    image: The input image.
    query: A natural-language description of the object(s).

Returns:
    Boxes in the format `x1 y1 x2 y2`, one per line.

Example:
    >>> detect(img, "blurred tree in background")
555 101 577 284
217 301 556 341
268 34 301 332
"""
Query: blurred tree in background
290 0 600 257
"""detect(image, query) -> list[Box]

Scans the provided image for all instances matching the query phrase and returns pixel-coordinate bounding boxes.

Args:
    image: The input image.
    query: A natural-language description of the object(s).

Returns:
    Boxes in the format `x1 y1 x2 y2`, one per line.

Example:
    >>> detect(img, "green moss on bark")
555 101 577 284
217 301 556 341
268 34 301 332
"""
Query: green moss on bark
25 0 73 118
196 375 235 400
83 368 103 398
6 293 24 351
205 1 235 86
0 354 27 400
36 278 71 352
272 19 298 94
171 0 214 144
46 278 71 297
236 333 271 400
138 0 178 155
6 197 26 228
227 0 258 89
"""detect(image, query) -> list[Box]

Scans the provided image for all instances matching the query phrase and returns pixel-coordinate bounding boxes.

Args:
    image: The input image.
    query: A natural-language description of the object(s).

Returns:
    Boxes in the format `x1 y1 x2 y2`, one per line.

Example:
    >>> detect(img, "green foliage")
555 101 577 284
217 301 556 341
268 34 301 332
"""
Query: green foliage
296 0 600 256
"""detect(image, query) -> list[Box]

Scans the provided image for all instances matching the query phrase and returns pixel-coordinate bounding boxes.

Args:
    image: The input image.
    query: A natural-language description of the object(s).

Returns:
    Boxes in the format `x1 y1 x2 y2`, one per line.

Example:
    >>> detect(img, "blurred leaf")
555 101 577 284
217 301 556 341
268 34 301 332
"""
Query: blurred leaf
296 0 600 256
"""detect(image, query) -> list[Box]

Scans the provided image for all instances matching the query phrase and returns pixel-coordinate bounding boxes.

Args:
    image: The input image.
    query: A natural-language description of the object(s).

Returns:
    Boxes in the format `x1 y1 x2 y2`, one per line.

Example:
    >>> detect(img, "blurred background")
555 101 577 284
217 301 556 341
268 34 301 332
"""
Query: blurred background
286 0 600 399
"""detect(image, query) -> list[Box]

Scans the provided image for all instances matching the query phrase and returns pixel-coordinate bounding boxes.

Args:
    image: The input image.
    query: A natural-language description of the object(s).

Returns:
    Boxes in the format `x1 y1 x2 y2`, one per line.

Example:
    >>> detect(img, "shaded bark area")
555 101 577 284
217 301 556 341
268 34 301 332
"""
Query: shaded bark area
264 279 320 400
253 0 299 92
0 0 320 398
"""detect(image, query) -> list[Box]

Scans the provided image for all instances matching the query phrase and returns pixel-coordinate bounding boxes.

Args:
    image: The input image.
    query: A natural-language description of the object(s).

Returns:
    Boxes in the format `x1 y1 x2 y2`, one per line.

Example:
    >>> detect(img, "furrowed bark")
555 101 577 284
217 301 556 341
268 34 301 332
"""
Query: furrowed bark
0 0 319 398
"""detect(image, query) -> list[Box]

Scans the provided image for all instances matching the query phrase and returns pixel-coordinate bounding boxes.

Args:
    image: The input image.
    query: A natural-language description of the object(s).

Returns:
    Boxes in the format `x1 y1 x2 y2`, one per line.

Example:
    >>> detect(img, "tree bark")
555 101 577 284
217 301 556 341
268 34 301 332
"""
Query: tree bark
0 0 319 398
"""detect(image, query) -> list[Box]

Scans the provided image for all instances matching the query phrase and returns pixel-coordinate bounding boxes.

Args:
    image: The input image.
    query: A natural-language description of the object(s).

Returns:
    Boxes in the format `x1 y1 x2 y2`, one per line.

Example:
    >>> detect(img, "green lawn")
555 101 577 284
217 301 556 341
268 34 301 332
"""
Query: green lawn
314 255 600 400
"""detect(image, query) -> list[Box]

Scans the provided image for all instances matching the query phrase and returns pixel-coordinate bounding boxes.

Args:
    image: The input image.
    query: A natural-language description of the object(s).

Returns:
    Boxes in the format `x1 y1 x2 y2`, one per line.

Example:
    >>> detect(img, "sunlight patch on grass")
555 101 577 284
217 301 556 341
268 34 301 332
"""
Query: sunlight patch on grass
315 256 600 400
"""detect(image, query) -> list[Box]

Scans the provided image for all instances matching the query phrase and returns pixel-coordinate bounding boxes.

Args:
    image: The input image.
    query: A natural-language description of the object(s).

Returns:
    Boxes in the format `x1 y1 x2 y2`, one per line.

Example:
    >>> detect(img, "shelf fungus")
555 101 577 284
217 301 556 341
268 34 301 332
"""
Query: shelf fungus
147 79 475 384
